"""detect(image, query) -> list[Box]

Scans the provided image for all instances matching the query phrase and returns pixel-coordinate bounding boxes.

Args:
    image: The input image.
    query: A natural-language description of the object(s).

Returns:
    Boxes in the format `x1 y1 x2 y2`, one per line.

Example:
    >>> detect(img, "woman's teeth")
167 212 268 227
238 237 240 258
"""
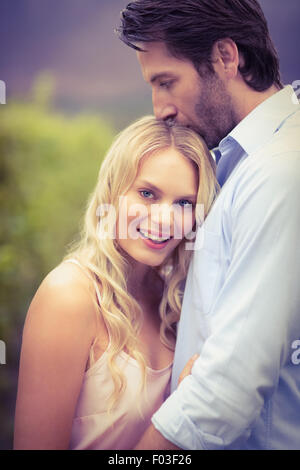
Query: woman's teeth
138 228 171 244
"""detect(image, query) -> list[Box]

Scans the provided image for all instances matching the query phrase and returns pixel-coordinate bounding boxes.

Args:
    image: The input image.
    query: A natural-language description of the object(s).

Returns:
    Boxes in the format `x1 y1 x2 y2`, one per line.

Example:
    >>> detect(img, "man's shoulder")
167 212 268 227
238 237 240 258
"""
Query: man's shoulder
238 147 299 191
267 109 300 156
226 134 300 213
239 110 300 182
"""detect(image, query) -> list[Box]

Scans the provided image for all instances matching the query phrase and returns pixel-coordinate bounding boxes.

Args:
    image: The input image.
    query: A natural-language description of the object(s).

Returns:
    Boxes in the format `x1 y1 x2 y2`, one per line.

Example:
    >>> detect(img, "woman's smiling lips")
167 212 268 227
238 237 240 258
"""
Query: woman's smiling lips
137 227 173 250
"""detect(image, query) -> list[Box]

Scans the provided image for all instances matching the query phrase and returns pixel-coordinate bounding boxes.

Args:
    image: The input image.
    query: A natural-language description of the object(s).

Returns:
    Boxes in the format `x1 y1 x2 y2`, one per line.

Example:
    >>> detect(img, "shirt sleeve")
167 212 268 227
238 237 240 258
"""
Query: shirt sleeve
152 151 300 450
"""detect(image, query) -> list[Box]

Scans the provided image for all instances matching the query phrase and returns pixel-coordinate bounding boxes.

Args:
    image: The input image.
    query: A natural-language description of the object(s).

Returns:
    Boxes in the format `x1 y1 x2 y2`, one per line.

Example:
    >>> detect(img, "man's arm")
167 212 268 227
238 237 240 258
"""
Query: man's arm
135 425 179 450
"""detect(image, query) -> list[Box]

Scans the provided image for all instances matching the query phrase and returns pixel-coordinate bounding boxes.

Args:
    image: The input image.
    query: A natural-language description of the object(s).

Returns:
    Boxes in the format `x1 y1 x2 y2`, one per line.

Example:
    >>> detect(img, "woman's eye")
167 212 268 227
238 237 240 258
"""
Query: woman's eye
177 199 194 208
140 190 154 199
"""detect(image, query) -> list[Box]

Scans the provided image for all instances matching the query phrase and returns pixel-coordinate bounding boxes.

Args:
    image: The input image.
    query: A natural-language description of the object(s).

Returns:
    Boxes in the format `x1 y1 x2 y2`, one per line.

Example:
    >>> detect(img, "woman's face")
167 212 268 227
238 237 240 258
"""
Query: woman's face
117 147 198 267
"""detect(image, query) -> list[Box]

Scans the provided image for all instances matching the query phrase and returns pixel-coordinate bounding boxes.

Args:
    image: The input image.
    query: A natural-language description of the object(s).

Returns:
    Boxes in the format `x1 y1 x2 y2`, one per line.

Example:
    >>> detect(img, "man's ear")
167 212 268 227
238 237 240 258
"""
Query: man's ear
211 38 240 80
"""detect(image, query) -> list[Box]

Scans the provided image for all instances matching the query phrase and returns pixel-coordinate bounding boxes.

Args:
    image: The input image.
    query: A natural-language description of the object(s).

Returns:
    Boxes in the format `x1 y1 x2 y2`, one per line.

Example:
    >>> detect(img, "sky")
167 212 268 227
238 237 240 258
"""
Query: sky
0 0 299 126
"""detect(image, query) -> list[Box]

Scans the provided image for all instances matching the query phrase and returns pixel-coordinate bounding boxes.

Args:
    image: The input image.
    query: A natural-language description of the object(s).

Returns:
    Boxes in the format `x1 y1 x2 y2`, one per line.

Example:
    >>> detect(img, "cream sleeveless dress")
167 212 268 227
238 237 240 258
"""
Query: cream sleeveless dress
65 259 173 450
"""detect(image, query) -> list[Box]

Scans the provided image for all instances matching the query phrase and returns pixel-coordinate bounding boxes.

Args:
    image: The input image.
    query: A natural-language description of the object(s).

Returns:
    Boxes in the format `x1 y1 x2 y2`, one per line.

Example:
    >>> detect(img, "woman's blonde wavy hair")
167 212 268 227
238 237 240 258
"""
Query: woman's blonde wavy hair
64 116 218 409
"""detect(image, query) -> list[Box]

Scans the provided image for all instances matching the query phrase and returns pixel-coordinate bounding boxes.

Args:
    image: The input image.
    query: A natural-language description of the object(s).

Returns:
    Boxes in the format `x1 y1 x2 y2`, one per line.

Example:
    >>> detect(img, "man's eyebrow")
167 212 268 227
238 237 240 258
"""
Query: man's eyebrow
149 72 174 84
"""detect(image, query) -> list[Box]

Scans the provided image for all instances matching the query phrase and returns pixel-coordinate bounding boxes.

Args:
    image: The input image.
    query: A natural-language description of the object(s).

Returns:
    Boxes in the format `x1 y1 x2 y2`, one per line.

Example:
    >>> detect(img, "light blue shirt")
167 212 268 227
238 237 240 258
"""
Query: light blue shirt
152 86 300 450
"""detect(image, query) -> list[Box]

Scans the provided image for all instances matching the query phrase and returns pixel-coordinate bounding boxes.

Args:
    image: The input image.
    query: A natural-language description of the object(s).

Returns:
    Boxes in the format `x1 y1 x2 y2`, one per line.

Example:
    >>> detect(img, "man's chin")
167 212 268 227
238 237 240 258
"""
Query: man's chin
190 126 214 148
186 123 205 138
178 122 217 149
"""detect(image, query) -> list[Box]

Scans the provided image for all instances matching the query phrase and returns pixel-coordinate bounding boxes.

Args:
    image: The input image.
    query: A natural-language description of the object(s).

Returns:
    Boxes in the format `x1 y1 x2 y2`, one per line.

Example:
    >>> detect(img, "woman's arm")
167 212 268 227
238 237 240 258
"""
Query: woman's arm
14 263 98 450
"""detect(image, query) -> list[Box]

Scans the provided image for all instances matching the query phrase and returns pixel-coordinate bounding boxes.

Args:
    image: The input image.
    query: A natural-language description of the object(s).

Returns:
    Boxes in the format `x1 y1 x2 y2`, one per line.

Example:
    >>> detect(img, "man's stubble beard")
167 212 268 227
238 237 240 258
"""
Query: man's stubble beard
193 71 237 150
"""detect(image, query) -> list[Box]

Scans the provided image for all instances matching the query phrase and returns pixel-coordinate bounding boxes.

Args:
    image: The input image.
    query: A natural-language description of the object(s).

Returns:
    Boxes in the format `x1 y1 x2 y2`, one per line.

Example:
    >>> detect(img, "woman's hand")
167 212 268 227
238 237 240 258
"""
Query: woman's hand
178 354 199 386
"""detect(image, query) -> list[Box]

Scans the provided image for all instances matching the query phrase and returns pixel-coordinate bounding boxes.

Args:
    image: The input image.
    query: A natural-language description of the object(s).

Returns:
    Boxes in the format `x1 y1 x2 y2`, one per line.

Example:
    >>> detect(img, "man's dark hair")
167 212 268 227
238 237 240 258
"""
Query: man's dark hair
117 0 283 92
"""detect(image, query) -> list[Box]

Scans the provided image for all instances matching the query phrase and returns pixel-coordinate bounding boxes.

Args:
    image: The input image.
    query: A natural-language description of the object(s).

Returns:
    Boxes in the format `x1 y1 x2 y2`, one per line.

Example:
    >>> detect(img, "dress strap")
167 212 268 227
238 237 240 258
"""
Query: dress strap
64 258 102 305
64 258 112 365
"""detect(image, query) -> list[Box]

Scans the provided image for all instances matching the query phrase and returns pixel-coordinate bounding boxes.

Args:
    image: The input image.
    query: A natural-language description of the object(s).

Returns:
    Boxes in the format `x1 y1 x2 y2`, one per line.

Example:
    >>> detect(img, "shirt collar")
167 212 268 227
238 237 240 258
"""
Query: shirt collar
219 85 299 156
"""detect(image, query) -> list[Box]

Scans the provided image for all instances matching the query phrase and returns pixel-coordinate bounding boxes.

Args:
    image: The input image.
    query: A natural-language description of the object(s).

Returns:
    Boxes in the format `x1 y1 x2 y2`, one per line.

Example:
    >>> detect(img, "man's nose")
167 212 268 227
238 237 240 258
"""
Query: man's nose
152 92 177 122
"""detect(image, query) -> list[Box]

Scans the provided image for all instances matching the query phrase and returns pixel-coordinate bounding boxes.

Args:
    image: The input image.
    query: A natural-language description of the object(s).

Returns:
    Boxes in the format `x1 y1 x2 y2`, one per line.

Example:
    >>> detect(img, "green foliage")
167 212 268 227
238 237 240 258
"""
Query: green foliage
0 85 114 448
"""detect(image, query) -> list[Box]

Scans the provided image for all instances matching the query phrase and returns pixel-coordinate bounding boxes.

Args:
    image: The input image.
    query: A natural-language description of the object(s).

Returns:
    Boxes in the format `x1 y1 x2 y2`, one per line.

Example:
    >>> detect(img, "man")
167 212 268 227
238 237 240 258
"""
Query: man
117 0 300 449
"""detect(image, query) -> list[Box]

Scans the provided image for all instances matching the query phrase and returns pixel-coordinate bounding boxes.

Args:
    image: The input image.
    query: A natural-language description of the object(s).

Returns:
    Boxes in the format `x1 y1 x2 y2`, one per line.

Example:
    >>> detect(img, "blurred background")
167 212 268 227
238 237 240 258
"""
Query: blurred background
0 0 299 450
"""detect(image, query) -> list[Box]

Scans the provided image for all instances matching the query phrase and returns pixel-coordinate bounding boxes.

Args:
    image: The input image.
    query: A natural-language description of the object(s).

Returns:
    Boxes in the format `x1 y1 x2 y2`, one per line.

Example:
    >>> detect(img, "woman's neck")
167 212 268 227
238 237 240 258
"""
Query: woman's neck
126 261 162 303
126 260 150 297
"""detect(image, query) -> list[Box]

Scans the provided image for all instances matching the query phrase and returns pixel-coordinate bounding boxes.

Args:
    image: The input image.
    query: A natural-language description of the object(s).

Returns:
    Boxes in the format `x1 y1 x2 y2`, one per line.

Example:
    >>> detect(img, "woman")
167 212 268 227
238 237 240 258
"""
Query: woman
14 116 217 450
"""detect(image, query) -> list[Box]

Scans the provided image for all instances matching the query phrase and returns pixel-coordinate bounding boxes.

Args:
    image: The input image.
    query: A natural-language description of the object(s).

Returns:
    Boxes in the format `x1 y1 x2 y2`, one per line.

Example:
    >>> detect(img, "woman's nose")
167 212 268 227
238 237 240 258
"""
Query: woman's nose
149 204 174 236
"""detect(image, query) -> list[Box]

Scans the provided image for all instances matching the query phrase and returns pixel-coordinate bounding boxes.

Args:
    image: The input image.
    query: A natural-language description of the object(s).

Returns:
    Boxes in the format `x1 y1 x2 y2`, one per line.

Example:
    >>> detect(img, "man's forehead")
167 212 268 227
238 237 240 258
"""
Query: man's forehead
136 43 184 82
139 66 176 84
136 41 176 64
136 40 172 56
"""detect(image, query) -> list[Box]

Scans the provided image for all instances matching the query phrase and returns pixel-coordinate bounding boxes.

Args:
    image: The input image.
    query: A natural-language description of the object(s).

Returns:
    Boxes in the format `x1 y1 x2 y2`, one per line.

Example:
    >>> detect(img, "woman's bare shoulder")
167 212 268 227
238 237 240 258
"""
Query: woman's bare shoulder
43 260 94 291
25 261 100 342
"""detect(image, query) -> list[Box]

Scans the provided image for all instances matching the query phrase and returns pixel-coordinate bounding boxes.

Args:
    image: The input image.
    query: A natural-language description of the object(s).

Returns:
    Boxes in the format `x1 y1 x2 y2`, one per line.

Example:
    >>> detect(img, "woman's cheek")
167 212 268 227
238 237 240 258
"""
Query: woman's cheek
117 194 149 240
173 207 195 240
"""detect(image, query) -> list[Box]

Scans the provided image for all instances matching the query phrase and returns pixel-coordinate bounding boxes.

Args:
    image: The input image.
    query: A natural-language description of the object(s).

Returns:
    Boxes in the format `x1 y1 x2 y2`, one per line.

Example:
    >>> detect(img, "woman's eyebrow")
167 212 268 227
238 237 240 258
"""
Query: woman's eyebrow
136 180 197 200
136 180 162 193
